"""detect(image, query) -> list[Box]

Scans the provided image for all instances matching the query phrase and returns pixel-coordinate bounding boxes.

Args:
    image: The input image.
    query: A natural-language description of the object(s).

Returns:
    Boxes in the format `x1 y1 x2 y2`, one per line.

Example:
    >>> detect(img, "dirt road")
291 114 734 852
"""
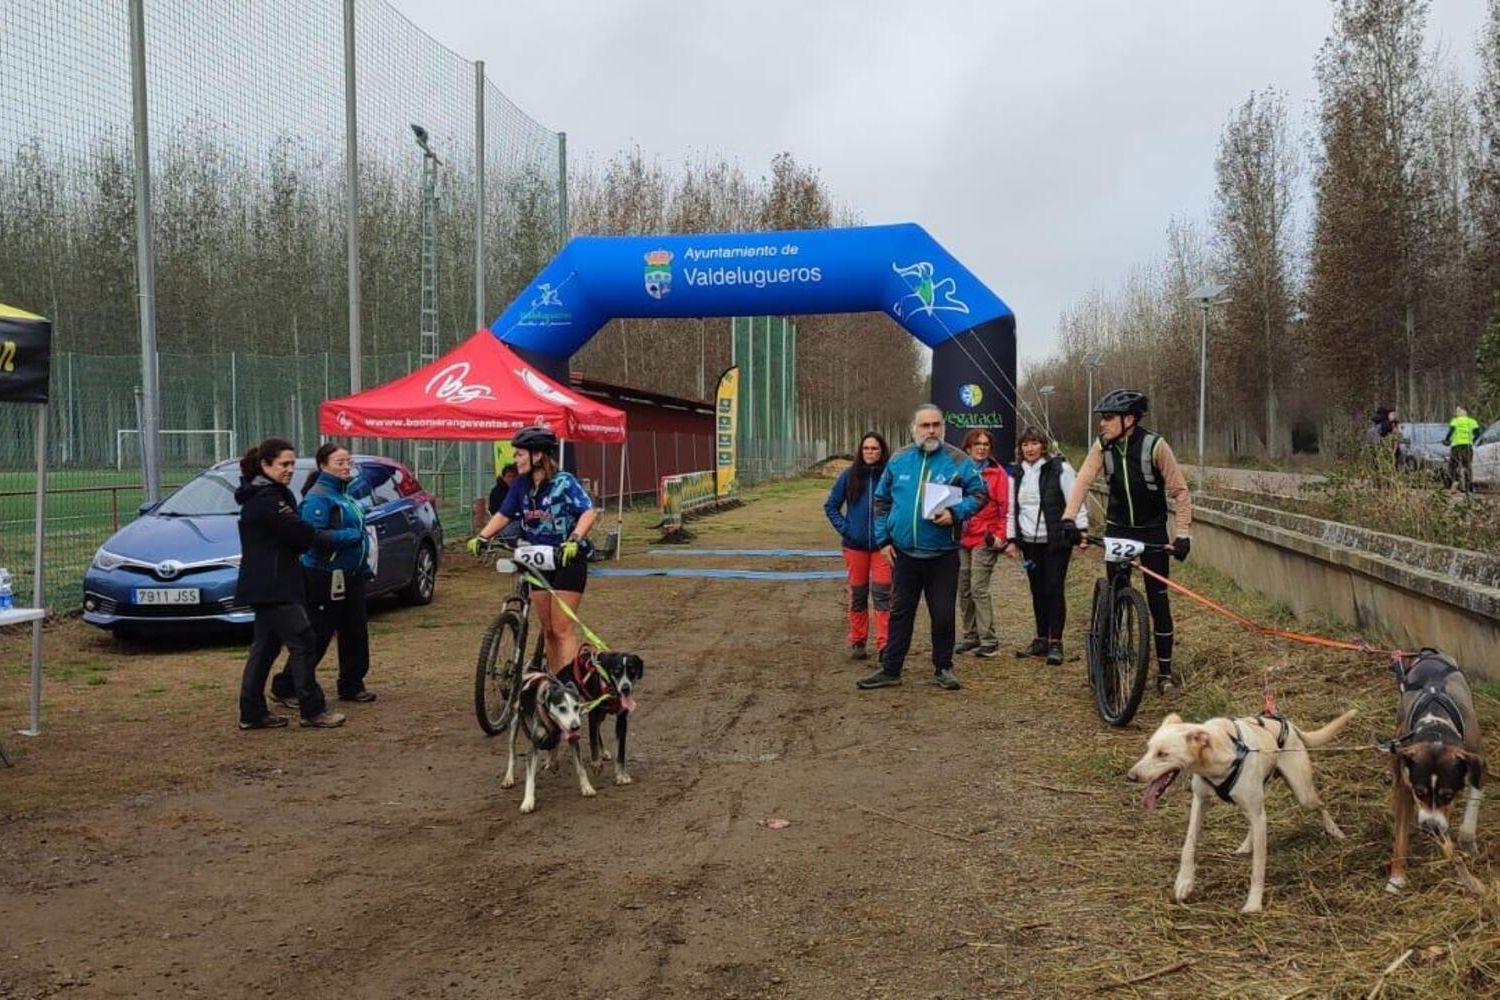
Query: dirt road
1 477 1495 998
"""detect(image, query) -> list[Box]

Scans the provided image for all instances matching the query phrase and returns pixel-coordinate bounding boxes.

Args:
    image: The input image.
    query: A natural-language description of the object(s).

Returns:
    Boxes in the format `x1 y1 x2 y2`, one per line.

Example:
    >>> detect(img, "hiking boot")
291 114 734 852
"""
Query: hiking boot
953 639 981 655
855 670 902 690
238 714 289 731
1156 672 1180 698
933 670 962 691
1016 638 1049 659
300 711 347 729
975 643 1000 658
849 643 868 661
339 689 377 703
1045 642 1064 667
269 692 300 711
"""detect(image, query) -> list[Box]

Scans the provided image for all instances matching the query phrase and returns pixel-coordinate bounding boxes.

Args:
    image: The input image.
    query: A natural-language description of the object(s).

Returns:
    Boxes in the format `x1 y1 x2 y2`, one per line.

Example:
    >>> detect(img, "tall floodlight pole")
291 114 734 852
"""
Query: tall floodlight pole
128 0 162 502
413 124 441 480
1039 385 1055 439
1189 283 1231 493
557 132 568 249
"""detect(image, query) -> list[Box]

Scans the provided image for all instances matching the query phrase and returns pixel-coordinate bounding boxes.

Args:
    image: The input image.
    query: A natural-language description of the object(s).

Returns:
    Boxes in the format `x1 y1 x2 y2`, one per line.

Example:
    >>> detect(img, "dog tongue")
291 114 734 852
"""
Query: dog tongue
565 731 579 744
620 694 637 713
1141 773 1172 812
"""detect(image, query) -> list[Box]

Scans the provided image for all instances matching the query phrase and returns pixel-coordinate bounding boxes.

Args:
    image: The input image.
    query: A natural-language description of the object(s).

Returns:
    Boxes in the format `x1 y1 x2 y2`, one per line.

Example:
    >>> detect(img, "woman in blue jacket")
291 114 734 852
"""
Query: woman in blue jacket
824 432 890 660
270 443 378 707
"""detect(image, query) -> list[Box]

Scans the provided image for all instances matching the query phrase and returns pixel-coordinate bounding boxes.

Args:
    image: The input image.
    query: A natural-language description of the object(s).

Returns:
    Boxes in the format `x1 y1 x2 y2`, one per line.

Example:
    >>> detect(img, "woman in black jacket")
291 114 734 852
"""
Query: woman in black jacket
1001 427 1086 666
235 437 359 730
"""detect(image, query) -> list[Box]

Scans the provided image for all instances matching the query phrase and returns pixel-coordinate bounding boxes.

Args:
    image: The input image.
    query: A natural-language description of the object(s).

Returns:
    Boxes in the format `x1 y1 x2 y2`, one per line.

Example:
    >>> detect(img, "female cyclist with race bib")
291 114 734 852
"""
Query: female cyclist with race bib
468 425 598 671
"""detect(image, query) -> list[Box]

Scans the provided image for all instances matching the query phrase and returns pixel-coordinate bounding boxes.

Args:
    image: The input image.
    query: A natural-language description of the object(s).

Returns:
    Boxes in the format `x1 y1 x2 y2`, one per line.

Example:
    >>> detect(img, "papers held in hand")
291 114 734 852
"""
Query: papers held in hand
921 481 963 520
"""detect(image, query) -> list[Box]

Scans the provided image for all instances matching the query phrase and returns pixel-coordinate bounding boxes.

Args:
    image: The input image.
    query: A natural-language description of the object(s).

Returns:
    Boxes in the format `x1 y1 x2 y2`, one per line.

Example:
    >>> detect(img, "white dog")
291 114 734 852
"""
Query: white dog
1126 709 1355 913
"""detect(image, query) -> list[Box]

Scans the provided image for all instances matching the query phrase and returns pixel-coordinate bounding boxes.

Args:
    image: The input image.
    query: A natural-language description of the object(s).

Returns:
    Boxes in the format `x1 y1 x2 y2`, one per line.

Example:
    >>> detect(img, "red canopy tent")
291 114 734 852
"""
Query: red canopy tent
319 330 625 443
319 331 628 549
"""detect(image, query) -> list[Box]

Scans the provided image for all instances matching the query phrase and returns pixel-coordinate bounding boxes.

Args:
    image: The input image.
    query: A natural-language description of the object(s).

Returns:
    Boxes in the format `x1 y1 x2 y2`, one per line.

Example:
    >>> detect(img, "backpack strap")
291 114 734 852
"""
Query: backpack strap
1139 432 1161 492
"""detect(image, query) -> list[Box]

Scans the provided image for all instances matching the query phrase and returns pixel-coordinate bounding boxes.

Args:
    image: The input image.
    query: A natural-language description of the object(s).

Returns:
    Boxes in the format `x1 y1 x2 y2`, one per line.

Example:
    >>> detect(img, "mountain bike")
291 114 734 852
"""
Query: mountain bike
473 542 557 735
1085 536 1170 727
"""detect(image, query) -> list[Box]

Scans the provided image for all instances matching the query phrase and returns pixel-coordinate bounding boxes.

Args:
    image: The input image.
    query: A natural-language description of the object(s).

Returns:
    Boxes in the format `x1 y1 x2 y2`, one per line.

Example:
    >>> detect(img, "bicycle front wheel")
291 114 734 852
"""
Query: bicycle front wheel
475 610 526 735
1093 584 1151 727
1085 576 1111 693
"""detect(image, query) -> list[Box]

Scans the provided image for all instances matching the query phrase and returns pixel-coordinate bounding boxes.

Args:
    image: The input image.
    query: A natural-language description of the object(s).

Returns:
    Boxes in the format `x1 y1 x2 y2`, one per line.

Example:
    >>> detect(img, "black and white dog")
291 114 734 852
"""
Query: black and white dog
560 649 645 786
501 670 594 814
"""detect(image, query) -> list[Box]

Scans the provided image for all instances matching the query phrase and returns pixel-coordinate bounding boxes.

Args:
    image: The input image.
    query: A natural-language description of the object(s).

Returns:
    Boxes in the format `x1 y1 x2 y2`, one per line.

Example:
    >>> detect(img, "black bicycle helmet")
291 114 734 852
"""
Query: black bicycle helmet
1093 389 1148 417
511 425 559 455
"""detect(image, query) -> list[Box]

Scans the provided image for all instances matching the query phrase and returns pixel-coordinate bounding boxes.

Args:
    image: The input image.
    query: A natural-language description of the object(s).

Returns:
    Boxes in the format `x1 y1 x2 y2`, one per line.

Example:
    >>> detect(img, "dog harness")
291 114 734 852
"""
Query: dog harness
1397 650 1466 741
562 647 624 715
1207 714 1287 804
519 671 565 751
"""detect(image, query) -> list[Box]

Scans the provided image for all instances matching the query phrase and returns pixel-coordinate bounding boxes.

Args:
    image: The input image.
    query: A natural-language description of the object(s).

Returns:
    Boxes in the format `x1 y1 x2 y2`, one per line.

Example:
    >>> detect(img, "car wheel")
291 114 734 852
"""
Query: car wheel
402 542 437 605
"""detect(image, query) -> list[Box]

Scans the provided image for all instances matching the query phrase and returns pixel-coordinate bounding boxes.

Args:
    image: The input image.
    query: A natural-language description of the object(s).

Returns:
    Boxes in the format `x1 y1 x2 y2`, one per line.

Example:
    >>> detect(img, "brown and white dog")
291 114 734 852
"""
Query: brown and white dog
1386 649 1486 894
1127 708 1355 913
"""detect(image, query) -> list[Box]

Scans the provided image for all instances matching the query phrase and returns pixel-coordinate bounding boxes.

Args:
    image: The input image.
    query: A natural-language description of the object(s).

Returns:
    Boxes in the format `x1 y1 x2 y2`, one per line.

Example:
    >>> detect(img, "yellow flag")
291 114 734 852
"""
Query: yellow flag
492 440 516 477
714 365 740 498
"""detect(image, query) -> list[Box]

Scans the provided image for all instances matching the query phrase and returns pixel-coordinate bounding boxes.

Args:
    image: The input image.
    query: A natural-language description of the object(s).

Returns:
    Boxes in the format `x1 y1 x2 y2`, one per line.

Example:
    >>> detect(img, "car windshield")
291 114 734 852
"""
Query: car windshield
1478 420 1500 447
155 469 241 516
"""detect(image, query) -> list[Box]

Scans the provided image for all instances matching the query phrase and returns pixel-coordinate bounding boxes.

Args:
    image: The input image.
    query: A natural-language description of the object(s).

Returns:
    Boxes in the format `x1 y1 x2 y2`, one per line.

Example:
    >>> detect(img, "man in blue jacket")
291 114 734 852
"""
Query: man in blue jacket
857 404 988 691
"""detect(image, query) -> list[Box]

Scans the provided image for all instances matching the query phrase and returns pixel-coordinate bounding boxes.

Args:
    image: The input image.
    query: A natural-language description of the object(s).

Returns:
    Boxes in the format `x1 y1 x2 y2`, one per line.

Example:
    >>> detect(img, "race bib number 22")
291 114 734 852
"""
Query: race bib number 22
1103 538 1147 564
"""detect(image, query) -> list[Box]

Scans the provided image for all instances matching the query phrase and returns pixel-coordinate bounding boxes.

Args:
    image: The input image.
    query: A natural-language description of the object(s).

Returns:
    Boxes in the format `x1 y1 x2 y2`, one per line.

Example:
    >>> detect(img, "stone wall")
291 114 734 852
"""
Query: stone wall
1191 495 1500 679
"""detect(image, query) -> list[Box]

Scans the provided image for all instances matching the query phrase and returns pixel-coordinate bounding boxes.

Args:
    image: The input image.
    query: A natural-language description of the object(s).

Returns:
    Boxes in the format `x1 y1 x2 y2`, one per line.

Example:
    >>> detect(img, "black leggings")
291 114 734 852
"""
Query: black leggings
1105 545 1174 674
1019 541 1070 643
240 602 326 722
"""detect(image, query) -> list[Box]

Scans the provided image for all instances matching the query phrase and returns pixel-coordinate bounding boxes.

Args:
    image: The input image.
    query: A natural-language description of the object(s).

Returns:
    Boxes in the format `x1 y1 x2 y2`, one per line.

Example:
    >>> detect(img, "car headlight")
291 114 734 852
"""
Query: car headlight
92 548 127 571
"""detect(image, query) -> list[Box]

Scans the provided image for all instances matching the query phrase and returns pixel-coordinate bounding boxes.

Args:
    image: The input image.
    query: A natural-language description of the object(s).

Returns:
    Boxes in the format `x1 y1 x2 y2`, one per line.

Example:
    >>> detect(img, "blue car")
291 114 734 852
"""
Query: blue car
83 455 443 635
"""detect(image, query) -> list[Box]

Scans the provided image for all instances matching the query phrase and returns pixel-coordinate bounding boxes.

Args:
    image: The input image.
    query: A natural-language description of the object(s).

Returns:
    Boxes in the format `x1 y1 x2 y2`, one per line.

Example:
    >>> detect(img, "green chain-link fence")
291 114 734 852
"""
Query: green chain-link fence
0 0 563 611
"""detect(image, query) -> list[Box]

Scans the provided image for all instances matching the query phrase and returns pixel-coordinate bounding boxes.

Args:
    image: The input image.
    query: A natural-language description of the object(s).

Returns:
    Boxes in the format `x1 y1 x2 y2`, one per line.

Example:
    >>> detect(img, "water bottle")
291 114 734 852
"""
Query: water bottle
0 568 13 610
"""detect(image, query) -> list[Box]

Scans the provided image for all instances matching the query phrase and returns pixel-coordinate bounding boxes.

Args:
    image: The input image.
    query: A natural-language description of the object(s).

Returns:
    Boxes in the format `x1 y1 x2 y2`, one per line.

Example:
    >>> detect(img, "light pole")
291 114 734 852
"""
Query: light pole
1039 384 1055 440
1189 283 1230 493
412 123 442 479
1082 349 1104 448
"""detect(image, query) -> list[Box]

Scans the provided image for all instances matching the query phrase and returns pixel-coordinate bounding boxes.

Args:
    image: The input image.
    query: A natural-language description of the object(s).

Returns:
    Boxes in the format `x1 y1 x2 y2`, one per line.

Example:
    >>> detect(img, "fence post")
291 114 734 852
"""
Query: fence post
229 351 238 453
474 60 486 331
343 0 362 401
128 0 163 503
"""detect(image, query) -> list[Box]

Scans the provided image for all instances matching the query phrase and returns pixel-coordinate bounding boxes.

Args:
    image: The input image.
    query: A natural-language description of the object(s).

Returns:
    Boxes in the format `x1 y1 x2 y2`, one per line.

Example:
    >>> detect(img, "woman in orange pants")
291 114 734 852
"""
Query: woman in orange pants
824 432 892 660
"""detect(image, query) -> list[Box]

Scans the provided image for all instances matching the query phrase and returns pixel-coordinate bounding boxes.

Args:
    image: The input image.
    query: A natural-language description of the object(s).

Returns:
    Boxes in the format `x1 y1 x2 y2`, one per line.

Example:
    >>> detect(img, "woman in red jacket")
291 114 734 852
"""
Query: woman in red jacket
955 428 1010 658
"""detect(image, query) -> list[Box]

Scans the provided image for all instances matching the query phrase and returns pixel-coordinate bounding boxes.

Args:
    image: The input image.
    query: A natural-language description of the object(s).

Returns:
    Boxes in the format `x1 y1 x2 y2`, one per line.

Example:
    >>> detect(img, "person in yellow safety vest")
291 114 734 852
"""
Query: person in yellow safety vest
1444 406 1482 493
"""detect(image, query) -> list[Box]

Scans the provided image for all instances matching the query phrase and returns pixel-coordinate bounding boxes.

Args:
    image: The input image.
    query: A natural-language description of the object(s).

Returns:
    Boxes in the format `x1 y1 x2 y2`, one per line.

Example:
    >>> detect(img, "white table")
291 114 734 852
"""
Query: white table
1 607 46 749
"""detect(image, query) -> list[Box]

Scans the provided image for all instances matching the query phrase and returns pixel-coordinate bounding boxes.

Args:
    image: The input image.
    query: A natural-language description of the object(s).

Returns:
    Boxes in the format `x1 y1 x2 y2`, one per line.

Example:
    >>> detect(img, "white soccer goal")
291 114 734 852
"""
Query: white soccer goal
116 429 238 471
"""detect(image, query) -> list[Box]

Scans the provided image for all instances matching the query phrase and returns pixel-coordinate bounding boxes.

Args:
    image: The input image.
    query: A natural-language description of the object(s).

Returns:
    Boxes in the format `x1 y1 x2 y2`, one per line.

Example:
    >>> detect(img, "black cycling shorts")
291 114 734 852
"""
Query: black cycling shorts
538 557 587 595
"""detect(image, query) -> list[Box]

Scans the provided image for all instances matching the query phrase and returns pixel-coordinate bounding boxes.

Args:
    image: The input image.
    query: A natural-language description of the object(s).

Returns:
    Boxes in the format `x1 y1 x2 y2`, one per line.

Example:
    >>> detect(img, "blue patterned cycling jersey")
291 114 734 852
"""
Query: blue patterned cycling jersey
498 471 593 546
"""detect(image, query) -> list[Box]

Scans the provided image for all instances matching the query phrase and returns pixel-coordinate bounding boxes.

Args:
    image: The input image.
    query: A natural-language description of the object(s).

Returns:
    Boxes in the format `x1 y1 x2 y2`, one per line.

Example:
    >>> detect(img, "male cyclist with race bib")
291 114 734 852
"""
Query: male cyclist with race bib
467 425 598 672
1059 389 1192 695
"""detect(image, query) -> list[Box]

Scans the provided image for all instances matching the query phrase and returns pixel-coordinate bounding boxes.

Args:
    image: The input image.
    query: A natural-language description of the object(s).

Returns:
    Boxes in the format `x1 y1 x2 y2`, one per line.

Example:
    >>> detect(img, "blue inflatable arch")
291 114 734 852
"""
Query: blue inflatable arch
490 223 1017 455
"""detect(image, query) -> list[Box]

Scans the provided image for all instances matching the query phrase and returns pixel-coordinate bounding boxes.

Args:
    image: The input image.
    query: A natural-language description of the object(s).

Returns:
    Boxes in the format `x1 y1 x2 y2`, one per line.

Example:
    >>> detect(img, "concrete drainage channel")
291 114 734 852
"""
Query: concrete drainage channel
1191 493 1500 678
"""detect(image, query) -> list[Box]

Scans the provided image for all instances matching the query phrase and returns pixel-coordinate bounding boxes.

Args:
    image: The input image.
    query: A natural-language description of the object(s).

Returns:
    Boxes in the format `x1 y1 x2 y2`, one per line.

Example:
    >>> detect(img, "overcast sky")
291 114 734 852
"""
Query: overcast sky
393 0 1489 369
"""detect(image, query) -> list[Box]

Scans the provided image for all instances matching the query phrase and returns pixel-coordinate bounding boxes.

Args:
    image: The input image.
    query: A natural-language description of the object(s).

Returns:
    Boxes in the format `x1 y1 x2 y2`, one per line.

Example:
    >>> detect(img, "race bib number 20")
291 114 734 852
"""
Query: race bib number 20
1103 538 1147 564
514 544 556 572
